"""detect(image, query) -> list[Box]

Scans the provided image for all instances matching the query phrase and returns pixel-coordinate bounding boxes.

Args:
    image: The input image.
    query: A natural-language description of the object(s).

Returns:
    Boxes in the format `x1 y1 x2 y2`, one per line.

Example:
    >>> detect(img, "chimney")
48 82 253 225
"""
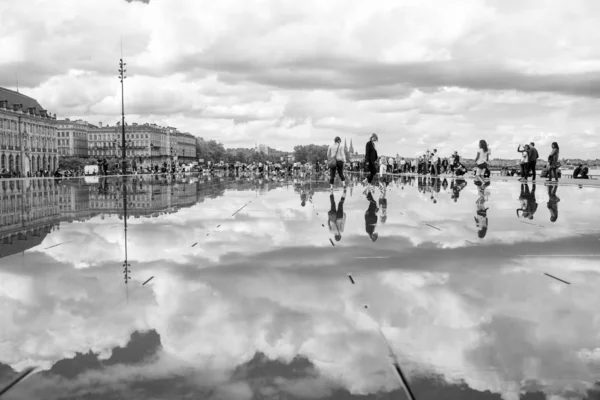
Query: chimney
0 100 7 108
13 104 23 112
98 122 103 127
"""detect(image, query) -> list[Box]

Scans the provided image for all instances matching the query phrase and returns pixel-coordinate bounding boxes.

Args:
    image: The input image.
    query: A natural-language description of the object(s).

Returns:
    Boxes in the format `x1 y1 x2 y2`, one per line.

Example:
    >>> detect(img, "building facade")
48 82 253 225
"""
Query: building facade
56 119 93 157
88 122 197 166
0 87 59 175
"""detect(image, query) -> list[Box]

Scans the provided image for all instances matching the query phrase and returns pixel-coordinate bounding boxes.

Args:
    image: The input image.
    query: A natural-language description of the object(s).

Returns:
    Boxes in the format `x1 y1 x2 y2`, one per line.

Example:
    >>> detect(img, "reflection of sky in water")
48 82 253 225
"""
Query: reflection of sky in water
1 175 600 399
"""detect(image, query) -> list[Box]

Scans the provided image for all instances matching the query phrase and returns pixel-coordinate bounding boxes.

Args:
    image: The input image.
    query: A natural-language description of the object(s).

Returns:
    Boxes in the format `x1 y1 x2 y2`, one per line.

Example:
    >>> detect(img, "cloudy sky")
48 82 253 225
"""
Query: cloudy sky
2 178 600 399
1 0 600 158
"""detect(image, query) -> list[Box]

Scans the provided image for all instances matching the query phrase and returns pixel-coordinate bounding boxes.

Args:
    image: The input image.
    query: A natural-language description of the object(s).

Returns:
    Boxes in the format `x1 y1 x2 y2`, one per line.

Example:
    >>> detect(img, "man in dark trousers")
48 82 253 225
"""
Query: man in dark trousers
363 133 379 187
527 142 539 181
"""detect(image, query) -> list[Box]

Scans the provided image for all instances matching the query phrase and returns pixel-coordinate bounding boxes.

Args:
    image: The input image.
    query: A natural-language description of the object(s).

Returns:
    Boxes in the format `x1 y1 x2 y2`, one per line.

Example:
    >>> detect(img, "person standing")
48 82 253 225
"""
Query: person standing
517 144 529 181
528 142 539 181
379 155 387 177
327 136 347 190
431 149 440 176
364 133 379 187
546 142 560 183
474 140 490 184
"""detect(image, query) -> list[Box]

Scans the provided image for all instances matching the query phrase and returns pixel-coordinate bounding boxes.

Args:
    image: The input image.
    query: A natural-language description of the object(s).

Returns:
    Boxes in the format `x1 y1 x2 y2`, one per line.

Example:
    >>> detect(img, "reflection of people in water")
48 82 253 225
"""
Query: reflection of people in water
365 191 379 242
450 179 467 202
547 184 560 222
474 181 490 238
300 184 307 207
379 187 387 224
516 183 538 220
328 188 347 241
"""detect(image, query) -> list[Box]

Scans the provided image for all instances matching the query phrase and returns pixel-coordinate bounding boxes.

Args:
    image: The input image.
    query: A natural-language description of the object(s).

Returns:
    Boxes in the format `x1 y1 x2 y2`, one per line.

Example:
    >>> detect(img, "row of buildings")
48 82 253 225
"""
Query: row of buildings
0 86 197 175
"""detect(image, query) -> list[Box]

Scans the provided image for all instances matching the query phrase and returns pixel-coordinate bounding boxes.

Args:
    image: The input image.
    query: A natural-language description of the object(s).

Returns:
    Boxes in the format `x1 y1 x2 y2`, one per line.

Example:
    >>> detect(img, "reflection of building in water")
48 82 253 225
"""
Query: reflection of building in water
0 179 60 258
0 177 198 259
88 178 198 219
58 184 92 222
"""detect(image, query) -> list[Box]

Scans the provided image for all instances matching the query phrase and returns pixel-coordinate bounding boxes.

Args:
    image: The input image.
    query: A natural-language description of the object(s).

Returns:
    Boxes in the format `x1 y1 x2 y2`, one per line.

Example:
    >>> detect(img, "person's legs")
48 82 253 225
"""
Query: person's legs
336 161 346 186
337 195 345 219
367 163 377 184
531 160 537 180
329 165 336 185
329 193 336 213
520 163 527 179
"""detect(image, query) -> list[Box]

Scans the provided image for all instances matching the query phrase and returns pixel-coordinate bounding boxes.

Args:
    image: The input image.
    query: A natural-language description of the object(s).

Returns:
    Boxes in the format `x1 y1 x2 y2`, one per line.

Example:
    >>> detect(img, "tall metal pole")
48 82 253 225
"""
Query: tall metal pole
118 58 127 175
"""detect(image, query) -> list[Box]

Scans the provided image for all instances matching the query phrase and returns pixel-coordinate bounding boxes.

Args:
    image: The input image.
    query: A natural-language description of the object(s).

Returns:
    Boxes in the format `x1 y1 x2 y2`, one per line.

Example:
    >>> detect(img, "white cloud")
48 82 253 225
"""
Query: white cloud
1 0 600 158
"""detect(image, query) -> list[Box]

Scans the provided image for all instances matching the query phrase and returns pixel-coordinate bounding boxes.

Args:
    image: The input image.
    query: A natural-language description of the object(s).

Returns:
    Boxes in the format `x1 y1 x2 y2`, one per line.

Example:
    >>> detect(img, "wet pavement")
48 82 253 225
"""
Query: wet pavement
1 174 599 400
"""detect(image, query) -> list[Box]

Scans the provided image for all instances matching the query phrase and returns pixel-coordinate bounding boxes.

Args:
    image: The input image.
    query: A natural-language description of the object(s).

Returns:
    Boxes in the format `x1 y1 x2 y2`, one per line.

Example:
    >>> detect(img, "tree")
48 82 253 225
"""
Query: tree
293 144 328 164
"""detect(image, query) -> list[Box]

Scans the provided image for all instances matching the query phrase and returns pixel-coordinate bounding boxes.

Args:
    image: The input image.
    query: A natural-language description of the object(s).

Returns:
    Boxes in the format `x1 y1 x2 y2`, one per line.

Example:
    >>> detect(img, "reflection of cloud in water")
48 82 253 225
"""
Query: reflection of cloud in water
1 178 600 399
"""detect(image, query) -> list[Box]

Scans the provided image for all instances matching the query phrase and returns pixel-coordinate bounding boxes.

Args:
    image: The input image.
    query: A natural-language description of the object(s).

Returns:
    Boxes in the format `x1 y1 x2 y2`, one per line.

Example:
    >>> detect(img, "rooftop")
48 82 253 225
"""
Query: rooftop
0 86 44 110
0 174 599 399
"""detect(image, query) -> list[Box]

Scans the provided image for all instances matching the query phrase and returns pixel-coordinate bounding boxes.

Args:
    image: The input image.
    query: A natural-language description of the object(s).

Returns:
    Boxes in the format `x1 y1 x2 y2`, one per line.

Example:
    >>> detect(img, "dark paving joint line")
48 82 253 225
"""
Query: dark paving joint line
44 240 73 250
393 363 417 400
216 225 221 228
0 366 36 397
519 221 545 228
465 240 480 246
231 201 251 217
191 243 198 247
424 223 441 231
329 239 335 246
109 225 120 229
544 273 571 285
348 274 355 284
142 276 154 286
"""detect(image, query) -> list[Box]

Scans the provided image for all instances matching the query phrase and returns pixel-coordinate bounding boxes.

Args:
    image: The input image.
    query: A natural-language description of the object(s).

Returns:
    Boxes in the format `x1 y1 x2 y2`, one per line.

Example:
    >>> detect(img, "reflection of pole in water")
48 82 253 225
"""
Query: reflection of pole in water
122 176 131 303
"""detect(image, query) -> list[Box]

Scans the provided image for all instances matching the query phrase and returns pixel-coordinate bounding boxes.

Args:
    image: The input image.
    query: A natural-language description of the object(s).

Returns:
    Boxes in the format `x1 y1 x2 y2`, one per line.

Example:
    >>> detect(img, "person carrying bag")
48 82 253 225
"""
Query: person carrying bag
327 136 347 190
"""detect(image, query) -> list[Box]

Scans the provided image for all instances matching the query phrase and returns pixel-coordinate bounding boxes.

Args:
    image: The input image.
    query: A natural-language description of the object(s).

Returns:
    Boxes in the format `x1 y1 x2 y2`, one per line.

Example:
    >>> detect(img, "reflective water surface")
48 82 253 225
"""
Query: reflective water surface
1 174 600 400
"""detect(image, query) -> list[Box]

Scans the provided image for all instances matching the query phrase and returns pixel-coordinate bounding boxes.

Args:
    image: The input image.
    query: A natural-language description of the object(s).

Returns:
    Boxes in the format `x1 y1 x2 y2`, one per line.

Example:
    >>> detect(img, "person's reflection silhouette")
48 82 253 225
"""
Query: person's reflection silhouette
379 186 387 224
365 190 379 242
547 184 560 222
517 183 538 220
450 178 467 202
328 188 347 241
474 181 490 238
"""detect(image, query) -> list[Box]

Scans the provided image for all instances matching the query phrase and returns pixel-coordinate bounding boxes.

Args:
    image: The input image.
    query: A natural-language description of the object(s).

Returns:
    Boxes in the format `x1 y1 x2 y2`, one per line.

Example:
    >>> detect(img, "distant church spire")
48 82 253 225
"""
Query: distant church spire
344 139 348 152
349 139 354 154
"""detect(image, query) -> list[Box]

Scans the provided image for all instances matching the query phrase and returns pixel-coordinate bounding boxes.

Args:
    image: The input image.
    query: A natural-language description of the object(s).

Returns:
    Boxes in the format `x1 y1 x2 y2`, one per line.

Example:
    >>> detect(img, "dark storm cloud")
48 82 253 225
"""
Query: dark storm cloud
170 52 600 99
0 340 533 400
0 62 62 91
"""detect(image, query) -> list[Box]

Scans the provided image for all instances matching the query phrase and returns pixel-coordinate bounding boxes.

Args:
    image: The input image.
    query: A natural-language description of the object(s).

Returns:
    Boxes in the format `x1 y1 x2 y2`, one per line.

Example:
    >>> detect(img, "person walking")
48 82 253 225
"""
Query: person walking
363 133 379 188
528 142 539 181
546 142 560 184
474 140 490 184
327 136 347 190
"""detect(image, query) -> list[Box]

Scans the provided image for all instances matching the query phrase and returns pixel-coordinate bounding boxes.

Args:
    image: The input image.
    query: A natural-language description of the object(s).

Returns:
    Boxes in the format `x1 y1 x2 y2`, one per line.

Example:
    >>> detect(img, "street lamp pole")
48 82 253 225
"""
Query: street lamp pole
118 58 127 175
